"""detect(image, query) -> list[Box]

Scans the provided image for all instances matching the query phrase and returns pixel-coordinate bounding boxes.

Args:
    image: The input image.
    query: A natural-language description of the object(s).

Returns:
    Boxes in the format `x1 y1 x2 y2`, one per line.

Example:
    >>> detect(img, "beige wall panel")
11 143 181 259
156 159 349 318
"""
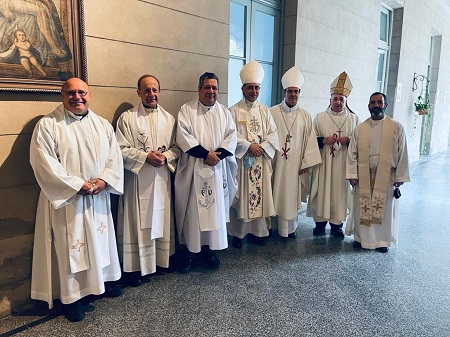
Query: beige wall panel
0 280 32 319
0 101 58 136
0 184 39 240
84 0 228 28
0 135 36 188
0 234 33 288
85 37 229 93
296 46 375 86
147 0 229 23
89 86 229 125
85 86 136 124
84 0 228 58
0 234 33 317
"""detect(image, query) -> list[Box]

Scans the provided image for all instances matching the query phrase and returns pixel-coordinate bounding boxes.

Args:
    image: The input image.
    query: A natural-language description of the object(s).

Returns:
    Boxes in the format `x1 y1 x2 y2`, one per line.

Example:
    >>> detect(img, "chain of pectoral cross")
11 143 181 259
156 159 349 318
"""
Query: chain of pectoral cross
326 111 349 158
280 107 299 160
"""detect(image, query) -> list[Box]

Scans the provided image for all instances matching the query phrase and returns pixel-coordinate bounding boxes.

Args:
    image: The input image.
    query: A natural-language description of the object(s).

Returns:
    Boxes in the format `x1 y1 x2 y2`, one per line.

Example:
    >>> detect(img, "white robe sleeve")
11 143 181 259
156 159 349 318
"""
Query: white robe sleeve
116 111 147 175
299 110 322 170
260 105 279 160
346 125 359 180
176 103 200 152
394 123 410 183
30 117 85 209
98 121 124 196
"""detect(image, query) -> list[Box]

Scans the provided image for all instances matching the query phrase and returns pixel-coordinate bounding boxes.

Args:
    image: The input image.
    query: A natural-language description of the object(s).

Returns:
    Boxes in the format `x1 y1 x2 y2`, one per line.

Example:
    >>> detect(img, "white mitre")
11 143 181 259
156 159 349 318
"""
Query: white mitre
281 66 305 89
240 60 265 84
330 71 353 97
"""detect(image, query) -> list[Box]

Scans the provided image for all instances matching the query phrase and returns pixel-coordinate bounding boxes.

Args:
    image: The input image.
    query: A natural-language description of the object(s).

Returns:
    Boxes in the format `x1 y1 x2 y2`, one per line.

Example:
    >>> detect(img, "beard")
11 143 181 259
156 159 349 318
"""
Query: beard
370 106 384 118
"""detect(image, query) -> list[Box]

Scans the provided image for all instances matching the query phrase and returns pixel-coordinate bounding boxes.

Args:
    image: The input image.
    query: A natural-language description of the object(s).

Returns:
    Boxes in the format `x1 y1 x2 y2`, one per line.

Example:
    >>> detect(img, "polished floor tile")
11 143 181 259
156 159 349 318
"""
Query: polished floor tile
1 150 450 337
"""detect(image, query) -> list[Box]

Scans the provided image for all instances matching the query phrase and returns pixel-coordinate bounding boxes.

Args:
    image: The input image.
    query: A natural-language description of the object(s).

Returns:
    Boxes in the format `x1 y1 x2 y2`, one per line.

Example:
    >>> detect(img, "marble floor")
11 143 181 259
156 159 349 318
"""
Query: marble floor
1 149 450 337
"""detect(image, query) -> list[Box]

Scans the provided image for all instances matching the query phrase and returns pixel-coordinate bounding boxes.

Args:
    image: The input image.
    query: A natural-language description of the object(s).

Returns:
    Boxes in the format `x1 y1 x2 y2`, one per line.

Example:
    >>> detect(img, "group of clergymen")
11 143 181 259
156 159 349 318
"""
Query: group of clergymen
28 61 410 322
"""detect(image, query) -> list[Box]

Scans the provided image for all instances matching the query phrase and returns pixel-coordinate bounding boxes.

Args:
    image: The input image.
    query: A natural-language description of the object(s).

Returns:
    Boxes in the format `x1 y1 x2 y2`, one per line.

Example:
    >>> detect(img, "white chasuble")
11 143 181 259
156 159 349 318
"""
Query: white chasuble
270 102 321 221
307 108 359 223
131 105 168 239
228 99 279 237
30 104 123 307
346 116 410 249
358 117 395 226
192 107 222 232
116 103 180 274
175 99 237 252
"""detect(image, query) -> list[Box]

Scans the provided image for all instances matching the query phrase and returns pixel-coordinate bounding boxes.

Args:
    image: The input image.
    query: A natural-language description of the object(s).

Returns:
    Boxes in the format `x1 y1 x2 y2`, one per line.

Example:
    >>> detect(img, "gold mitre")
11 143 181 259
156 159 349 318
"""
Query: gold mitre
240 60 265 84
281 66 305 89
330 71 353 97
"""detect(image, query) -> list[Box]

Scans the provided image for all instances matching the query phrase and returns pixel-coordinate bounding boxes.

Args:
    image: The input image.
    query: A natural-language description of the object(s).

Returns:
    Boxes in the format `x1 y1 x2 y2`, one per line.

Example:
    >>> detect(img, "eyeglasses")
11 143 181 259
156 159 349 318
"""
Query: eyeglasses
245 85 260 91
62 90 90 97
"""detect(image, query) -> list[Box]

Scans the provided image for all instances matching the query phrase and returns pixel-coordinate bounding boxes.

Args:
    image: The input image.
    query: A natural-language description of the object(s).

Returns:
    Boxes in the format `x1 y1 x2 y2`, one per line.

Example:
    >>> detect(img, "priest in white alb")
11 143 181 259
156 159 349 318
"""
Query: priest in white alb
307 72 359 238
270 67 321 238
175 72 237 272
29 78 124 322
227 60 279 248
346 92 410 253
116 75 180 286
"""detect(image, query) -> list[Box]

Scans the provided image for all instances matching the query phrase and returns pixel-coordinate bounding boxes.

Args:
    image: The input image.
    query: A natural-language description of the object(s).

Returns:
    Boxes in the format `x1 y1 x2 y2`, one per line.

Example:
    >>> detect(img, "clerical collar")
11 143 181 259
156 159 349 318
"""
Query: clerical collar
66 108 89 120
327 106 348 116
370 115 385 125
199 101 216 112
143 105 157 114
245 99 258 108
281 100 299 112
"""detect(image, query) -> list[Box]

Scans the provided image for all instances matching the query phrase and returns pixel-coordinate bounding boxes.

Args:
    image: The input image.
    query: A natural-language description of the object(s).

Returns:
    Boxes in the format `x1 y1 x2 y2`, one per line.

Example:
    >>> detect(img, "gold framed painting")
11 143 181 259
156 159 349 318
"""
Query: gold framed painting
0 0 86 92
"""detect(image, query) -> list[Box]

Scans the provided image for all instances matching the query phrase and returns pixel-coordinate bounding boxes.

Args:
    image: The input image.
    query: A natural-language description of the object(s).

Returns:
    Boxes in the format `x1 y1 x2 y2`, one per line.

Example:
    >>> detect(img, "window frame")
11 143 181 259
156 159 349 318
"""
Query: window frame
228 0 282 107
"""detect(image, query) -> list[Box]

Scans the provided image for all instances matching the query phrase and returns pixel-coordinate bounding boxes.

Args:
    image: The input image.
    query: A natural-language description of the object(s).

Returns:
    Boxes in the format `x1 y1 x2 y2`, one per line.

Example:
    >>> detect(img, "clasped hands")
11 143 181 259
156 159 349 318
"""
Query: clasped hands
79 178 107 196
204 151 221 166
146 150 166 167
247 143 263 157
324 135 350 146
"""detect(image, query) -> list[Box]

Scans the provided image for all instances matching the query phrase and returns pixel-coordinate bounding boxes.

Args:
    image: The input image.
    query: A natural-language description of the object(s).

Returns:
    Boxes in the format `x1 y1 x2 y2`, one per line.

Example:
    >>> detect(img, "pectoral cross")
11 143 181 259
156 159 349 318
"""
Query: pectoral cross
330 133 339 158
281 133 292 160
285 134 292 143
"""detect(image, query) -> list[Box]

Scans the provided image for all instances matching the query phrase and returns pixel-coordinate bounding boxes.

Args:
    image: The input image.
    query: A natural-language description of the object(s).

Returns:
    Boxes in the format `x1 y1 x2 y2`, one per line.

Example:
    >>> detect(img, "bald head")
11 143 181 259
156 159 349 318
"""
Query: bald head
61 78 91 115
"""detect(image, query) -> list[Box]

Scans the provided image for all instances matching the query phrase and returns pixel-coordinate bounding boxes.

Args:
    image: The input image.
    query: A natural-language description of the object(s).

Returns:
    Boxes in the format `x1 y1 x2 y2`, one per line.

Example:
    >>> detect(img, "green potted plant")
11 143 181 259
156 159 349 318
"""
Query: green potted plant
414 91 431 115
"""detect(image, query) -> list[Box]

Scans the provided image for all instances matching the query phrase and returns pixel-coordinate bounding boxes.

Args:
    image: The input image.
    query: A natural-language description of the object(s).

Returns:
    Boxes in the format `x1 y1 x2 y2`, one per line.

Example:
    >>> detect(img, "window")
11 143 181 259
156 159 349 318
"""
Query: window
228 0 281 107
375 5 392 92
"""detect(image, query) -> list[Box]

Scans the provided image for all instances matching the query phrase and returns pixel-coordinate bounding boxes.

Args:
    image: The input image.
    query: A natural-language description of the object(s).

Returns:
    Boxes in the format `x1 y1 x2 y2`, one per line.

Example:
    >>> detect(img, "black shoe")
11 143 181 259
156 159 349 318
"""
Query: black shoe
330 224 345 239
376 247 389 253
232 236 242 248
156 265 175 274
313 226 326 236
83 303 95 312
125 272 142 287
313 221 327 236
268 228 274 237
248 234 265 246
65 301 85 322
353 241 362 249
179 256 194 274
288 231 297 239
204 251 220 269
104 283 123 297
